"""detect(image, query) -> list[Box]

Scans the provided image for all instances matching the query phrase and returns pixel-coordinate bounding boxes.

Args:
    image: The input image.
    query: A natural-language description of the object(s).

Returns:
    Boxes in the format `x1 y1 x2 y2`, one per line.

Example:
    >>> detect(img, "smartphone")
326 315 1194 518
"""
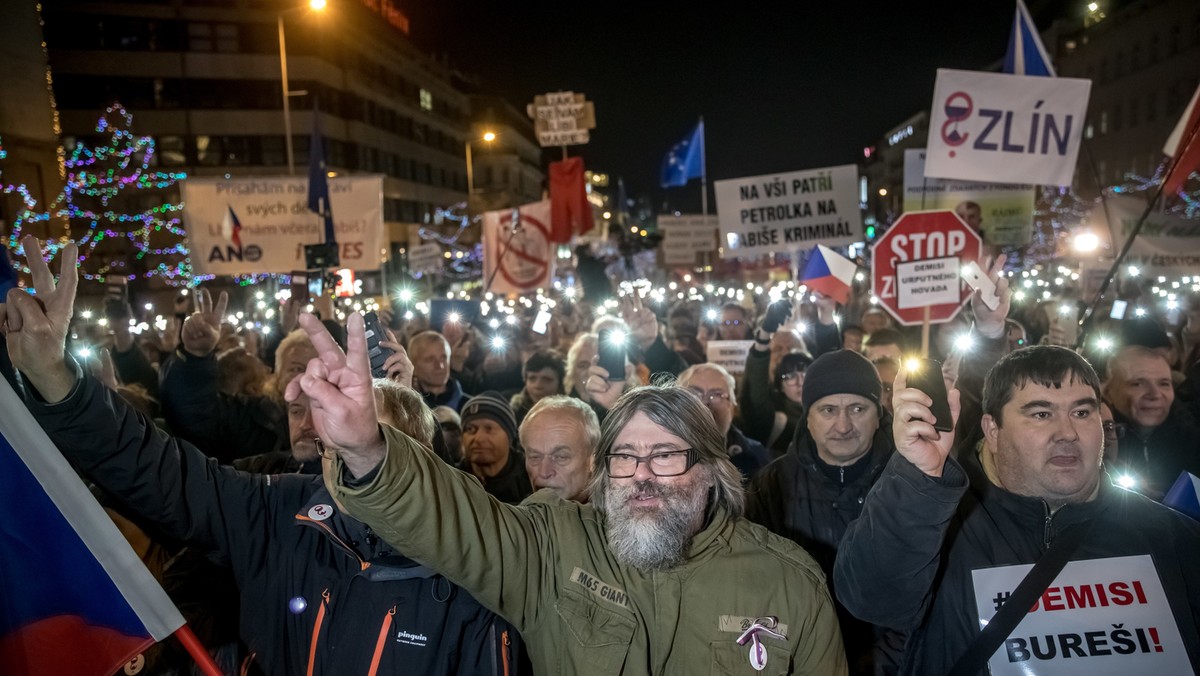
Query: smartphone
430 299 477 332
597 327 628 381
960 260 999 311
907 358 953 433
1054 301 1080 347
1109 299 1128 320
290 270 310 304
307 273 324 300
532 310 552 335
104 279 130 319
363 311 394 379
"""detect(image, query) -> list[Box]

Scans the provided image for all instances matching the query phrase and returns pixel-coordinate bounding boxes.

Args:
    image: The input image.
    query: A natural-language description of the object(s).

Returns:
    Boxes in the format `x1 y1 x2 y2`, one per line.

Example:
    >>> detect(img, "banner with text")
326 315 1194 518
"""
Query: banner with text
705 340 753 375
659 214 719 265
482 200 555 295
903 149 1036 245
714 164 861 259
1104 195 1200 277
971 554 1189 675
926 69 1091 187
182 176 384 276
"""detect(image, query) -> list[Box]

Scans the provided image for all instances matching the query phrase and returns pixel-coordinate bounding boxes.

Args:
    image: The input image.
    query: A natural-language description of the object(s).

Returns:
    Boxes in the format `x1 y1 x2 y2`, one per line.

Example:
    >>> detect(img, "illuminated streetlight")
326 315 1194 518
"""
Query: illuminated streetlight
465 130 496 196
1072 231 1100 253
279 0 328 174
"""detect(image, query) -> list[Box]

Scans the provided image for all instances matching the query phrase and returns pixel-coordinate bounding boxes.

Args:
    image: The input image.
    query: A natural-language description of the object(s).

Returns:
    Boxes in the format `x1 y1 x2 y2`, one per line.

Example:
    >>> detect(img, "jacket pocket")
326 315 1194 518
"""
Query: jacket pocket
710 640 787 676
555 592 636 673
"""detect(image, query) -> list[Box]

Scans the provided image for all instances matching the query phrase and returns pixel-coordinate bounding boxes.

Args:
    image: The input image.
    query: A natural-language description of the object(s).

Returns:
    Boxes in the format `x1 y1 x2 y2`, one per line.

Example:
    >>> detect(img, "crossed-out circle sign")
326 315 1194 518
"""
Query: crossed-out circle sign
494 209 551 290
871 210 983 326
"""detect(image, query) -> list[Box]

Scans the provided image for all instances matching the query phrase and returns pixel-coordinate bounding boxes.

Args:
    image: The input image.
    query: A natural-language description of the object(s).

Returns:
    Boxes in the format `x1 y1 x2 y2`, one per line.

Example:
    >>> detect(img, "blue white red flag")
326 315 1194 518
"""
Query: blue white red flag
0 378 185 676
800 244 857 305
660 121 705 189
221 205 243 248
1163 471 1200 522
1003 0 1056 77
1161 84 1200 198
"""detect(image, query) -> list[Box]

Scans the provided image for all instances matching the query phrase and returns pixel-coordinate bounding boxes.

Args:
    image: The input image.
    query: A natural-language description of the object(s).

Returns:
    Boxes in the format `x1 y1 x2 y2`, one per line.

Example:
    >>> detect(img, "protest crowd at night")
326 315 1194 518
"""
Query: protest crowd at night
2 0 1200 675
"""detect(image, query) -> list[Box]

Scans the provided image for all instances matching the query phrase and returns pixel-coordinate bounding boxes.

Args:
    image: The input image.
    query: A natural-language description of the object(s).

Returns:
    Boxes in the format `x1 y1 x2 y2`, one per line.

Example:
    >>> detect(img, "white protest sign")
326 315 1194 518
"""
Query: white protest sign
897 256 961 309
1104 196 1200 277
705 340 754 375
903 149 1036 245
482 200 555 294
526 91 596 147
407 242 444 275
182 176 383 275
971 555 1190 675
659 215 718 265
714 164 862 259
926 69 1091 187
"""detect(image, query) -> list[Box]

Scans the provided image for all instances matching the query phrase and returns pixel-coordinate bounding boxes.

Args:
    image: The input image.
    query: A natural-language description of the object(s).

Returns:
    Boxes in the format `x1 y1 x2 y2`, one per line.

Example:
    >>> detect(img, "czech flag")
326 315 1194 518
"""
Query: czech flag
800 244 857 305
0 378 185 676
1162 84 1200 199
221 205 243 249
1163 471 1200 522
1003 0 1056 77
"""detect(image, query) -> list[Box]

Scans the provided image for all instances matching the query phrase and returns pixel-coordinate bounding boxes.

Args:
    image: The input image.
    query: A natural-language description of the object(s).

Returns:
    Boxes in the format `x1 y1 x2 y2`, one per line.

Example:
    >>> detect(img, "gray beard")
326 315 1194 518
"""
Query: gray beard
604 479 707 572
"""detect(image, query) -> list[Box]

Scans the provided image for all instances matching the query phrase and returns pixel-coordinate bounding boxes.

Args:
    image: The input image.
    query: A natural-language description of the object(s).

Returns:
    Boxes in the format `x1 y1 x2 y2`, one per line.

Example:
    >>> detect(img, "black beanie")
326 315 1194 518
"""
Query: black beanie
460 391 519 445
801 350 882 410
1118 317 1171 350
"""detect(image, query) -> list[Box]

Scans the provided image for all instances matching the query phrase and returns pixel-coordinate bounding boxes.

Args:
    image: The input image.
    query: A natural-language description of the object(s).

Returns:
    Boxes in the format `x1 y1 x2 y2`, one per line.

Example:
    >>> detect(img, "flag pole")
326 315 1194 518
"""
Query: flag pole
172 625 224 676
698 116 710 281
1075 117 1200 349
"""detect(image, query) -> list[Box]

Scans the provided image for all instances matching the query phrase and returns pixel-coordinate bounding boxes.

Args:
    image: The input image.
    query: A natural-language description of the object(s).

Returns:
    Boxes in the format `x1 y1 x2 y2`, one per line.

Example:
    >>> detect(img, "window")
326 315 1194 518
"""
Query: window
419 89 433 111
188 23 237 52
261 136 285 166
1085 123 1094 140
157 136 186 166
195 135 219 165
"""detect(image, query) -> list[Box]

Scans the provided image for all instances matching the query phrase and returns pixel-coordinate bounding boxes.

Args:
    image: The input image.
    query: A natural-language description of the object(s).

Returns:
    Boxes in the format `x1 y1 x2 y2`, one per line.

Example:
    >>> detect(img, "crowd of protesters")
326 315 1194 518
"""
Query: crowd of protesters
3 234 1200 675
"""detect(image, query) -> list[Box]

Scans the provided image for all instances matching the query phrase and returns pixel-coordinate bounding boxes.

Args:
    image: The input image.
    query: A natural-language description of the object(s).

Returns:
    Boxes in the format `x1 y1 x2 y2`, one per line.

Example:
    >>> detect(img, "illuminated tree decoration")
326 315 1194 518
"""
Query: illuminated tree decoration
61 103 191 285
0 137 55 269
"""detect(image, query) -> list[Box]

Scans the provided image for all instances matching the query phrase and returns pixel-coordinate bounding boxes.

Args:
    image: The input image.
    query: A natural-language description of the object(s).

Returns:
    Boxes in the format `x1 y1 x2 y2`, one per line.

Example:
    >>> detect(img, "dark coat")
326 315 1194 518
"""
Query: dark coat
455 448 534 505
1108 403 1200 501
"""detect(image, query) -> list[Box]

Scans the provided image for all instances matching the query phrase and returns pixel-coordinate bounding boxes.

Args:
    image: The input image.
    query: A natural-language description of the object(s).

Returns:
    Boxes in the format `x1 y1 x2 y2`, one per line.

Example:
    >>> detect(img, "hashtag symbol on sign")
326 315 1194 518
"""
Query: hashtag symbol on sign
992 591 1012 612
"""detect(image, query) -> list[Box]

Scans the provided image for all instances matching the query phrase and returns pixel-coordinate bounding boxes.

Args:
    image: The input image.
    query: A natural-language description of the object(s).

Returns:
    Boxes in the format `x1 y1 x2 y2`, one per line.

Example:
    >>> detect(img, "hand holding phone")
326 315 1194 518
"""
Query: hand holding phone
363 311 395 379
906 358 954 433
960 260 999 311
104 278 131 321
597 327 628 381
290 271 310 305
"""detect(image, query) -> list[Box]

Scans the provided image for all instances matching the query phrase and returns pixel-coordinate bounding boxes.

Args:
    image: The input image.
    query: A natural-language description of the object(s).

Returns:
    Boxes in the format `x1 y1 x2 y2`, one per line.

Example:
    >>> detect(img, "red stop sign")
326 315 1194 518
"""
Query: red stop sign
871 210 983 326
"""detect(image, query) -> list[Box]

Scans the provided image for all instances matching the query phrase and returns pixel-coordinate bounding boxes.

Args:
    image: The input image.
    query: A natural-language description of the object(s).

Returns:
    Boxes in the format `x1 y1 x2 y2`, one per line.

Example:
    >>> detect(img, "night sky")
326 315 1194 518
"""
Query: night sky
405 1 1090 211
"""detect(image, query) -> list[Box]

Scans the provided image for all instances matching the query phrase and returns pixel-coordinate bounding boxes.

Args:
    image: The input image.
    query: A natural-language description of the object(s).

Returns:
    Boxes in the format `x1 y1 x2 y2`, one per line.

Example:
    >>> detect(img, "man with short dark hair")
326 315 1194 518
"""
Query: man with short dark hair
834 345 1200 674
510 348 565 425
287 311 848 674
861 327 906 364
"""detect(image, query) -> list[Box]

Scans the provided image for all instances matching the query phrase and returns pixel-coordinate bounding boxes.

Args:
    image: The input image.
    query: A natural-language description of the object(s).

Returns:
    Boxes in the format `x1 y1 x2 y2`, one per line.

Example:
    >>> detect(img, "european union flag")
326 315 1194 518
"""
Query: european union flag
660 121 705 188
307 103 336 244
1003 0 1056 77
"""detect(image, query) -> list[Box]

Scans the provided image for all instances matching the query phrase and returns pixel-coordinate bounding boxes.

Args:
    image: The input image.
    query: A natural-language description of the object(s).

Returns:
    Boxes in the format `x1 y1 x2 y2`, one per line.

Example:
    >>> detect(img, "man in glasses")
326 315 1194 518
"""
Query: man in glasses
717 302 753 341
678 363 771 483
299 311 847 674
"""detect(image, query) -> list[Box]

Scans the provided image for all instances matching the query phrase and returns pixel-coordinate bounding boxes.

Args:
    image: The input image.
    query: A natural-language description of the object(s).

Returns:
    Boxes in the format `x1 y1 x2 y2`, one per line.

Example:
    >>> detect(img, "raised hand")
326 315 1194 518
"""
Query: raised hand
1 235 79 402
969 253 1011 339
891 367 961 478
759 298 793 335
620 291 657 351
89 347 121 391
584 359 624 411
180 287 228 357
286 312 384 477
379 327 413 388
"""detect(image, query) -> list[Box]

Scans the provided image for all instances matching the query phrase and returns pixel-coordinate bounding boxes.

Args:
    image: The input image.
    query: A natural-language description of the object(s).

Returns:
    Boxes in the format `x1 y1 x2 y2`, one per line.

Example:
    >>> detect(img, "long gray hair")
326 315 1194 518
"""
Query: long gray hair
589 384 745 519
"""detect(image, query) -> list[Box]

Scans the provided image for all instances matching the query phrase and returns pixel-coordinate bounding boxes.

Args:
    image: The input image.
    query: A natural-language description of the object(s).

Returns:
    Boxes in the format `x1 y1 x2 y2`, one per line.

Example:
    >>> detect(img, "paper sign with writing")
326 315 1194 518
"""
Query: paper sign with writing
1103 195 1200 277
897 256 961 309
971 555 1190 675
705 340 754 375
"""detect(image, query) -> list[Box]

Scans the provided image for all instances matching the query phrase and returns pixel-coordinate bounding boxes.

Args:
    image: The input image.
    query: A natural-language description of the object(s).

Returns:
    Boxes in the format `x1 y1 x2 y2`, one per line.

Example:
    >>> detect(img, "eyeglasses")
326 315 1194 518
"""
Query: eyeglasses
1102 421 1126 439
687 387 731 405
605 449 698 478
722 319 743 326
780 371 805 385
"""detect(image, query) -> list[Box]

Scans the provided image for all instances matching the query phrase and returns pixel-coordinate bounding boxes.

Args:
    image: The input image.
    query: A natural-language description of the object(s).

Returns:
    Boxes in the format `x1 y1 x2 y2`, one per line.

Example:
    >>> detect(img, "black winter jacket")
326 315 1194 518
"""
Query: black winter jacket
834 445 1200 675
24 369 525 676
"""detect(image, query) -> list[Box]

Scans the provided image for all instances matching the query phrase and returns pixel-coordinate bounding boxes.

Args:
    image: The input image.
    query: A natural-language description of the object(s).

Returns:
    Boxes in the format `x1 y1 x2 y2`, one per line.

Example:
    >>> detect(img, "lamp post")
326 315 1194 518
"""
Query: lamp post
465 130 496 196
278 0 327 175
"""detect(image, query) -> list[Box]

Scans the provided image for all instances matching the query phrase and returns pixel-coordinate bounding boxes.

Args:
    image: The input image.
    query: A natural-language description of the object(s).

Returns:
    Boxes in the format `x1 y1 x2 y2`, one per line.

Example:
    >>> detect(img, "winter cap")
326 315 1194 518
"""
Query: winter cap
460 391 518 444
1118 317 1172 350
801 349 882 411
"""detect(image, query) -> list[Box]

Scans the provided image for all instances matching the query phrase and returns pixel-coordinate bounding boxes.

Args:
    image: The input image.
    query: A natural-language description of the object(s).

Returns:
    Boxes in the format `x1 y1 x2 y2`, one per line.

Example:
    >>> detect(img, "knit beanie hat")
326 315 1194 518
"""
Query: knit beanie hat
801 349 882 411
460 391 519 444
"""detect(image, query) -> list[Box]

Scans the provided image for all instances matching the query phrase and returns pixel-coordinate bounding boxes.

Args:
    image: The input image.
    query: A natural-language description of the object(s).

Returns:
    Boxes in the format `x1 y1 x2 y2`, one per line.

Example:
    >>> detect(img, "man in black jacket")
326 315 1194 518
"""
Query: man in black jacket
746 349 900 675
834 344 1200 674
2 237 525 676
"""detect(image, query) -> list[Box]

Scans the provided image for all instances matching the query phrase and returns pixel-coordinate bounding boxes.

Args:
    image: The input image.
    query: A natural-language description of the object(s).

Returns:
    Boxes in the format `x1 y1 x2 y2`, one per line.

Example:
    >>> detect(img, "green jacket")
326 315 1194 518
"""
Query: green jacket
330 426 848 675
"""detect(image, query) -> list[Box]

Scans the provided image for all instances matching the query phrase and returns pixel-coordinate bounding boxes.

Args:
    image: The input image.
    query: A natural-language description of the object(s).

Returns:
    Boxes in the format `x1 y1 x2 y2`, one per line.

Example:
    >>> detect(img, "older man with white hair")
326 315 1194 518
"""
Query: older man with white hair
678 362 772 482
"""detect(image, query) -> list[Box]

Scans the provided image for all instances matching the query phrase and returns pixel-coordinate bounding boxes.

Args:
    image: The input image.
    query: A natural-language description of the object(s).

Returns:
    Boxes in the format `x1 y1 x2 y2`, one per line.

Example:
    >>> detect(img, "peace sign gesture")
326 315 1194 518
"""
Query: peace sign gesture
1 235 80 402
180 287 229 357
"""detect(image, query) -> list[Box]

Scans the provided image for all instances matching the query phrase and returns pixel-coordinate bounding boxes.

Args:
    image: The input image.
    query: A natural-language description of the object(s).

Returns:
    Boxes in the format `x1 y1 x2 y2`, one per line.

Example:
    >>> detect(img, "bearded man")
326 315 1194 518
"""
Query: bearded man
288 312 848 675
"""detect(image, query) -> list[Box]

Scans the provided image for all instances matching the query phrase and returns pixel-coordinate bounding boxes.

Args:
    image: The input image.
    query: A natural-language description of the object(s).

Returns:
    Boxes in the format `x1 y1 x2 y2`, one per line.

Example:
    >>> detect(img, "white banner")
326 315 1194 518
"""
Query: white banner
482 200 555 294
705 340 754 375
903 149 1036 245
897 256 960 309
182 176 384 275
971 555 1190 675
714 164 862 259
659 214 718 265
407 242 444 276
926 69 1091 187
1105 196 1200 277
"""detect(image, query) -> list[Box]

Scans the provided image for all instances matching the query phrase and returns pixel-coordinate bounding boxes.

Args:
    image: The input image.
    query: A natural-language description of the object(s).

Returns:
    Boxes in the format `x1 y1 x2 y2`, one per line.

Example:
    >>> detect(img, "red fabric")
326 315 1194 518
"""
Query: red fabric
548 157 591 243
1163 97 1200 198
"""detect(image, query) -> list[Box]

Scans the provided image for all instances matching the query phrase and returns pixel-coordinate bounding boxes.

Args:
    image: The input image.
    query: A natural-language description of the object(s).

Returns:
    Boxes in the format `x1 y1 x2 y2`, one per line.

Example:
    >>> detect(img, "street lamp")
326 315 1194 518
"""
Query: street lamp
465 130 497 196
279 0 327 175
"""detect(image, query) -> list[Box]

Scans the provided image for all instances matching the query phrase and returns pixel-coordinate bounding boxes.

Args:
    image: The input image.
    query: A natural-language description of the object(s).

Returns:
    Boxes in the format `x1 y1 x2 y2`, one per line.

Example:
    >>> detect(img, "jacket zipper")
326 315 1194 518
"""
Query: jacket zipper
305 588 331 676
366 605 396 676
1042 502 1053 549
502 629 511 676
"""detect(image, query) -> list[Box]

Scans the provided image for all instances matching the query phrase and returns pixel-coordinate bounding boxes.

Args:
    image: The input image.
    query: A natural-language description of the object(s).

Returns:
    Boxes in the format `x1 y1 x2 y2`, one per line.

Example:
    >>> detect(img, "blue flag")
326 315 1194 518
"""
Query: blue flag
307 103 336 244
0 378 185 675
660 120 705 188
1003 0 1056 77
